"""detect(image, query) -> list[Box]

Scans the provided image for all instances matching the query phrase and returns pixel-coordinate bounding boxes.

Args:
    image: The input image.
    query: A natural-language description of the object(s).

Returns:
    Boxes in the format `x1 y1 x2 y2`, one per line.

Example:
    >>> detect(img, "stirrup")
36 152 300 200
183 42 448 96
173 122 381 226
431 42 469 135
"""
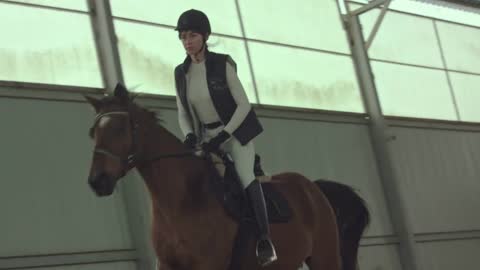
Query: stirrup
256 238 278 267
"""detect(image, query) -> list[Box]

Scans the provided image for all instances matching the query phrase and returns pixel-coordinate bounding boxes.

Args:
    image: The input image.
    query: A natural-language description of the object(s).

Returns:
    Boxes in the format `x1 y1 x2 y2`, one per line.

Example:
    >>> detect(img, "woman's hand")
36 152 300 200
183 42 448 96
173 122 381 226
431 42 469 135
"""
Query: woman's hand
202 130 230 152
183 133 198 149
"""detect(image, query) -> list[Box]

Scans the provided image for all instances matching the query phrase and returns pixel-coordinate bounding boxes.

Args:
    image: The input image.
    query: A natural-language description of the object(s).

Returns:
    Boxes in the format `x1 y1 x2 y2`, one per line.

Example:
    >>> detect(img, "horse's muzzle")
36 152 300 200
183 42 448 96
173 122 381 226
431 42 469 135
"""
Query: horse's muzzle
88 172 116 196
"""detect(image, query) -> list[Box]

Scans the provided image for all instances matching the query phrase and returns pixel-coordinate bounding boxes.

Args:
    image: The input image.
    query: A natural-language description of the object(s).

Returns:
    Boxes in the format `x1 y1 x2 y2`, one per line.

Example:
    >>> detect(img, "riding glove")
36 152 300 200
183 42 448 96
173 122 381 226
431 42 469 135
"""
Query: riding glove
183 133 198 149
202 130 231 152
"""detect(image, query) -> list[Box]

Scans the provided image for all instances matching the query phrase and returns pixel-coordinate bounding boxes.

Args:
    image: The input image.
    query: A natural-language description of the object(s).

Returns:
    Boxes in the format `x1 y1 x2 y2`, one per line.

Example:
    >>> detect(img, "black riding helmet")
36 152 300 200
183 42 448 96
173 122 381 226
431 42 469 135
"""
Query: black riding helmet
175 9 211 38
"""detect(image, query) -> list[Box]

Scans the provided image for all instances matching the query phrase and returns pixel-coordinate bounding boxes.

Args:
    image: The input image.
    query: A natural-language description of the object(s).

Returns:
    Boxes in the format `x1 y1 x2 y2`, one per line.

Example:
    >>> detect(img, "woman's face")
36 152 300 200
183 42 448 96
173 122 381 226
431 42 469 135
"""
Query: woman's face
180 31 206 55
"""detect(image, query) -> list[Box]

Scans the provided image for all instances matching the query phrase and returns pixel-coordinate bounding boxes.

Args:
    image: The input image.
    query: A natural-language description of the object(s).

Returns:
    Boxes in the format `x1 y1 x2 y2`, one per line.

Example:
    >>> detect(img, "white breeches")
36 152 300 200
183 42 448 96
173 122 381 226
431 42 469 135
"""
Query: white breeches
203 126 255 188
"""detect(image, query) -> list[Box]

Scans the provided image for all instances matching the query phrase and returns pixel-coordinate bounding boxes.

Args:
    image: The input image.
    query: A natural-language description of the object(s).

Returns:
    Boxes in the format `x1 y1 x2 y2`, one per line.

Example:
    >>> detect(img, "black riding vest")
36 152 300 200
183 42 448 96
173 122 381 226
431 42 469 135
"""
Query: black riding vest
174 51 263 145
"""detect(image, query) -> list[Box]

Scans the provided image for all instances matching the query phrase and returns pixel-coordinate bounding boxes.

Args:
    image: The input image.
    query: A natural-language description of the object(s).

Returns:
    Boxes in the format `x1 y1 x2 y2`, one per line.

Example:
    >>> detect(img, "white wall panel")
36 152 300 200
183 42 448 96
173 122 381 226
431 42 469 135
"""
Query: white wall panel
358 244 403 270
24 261 136 270
0 98 133 256
390 126 480 233
419 239 480 270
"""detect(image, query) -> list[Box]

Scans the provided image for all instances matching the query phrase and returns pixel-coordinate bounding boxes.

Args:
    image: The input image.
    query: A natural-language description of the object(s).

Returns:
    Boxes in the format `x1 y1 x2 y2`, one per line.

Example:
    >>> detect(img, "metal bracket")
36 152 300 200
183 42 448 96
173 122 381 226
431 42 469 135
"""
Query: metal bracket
345 0 392 50
366 0 392 49
350 0 390 16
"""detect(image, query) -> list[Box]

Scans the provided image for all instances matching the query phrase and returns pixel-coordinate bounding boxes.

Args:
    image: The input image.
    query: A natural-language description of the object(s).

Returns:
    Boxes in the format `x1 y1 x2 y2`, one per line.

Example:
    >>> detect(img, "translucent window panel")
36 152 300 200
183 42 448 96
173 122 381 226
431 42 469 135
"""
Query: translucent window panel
114 20 258 102
249 42 364 112
436 21 480 74
371 61 457 120
0 4 102 87
449 72 480 122
111 0 242 37
8 0 87 11
349 0 480 28
355 4 444 68
238 0 350 54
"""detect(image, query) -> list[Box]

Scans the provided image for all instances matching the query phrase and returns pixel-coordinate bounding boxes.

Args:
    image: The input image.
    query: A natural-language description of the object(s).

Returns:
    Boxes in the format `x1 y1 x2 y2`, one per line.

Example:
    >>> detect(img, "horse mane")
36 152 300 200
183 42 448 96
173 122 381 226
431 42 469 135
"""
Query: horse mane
129 101 163 126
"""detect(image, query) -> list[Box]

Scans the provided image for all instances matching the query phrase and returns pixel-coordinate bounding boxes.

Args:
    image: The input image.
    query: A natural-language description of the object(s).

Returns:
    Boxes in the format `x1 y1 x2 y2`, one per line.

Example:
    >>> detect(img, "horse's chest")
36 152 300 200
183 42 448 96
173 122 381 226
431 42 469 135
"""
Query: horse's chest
152 210 229 269
156 232 223 270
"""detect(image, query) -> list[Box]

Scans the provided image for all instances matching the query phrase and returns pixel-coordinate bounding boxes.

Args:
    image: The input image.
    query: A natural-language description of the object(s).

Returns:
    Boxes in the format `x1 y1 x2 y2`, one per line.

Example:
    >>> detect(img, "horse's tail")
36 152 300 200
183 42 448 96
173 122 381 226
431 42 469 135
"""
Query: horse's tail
313 179 370 270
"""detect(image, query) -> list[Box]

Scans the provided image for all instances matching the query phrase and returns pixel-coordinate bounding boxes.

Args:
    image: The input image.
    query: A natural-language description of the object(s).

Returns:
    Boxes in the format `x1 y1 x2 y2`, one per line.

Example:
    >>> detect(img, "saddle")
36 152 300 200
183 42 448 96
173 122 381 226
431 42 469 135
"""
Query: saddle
207 153 292 224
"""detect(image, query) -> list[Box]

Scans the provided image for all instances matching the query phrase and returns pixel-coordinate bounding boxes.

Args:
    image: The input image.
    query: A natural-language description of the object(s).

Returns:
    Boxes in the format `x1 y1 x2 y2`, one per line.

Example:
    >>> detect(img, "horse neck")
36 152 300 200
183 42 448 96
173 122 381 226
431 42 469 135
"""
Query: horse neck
135 123 213 218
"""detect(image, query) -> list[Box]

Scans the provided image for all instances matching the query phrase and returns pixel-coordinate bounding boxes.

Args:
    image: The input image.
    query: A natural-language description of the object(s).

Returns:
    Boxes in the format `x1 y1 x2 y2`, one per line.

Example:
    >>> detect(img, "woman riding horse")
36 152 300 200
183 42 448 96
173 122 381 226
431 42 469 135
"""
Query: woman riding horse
173 9 276 266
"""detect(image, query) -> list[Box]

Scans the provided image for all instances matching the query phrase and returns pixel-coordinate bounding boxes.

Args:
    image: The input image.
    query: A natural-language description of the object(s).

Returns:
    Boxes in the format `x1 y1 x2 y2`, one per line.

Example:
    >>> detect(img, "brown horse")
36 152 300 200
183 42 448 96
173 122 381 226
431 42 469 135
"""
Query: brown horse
85 84 369 270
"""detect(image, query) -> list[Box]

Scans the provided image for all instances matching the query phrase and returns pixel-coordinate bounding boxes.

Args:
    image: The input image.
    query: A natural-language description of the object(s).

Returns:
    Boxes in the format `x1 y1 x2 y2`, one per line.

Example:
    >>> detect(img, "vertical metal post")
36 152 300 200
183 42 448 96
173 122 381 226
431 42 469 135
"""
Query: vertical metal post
341 3 422 270
86 1 156 269
87 0 124 90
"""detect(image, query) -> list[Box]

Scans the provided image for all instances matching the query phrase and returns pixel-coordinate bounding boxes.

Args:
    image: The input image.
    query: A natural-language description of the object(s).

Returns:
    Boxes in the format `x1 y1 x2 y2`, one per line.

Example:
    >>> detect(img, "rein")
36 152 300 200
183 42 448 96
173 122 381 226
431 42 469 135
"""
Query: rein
91 110 210 171
141 151 198 163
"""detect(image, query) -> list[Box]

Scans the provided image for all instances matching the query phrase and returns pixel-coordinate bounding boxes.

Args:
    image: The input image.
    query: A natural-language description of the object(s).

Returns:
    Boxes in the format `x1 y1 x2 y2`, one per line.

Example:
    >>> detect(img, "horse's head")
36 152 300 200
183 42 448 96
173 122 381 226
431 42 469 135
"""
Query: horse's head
85 83 139 196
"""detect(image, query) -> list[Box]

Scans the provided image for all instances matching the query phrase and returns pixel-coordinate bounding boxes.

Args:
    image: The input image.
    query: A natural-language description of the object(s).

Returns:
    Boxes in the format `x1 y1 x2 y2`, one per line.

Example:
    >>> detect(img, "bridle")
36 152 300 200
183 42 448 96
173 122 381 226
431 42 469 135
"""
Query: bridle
90 109 197 176
90 110 138 176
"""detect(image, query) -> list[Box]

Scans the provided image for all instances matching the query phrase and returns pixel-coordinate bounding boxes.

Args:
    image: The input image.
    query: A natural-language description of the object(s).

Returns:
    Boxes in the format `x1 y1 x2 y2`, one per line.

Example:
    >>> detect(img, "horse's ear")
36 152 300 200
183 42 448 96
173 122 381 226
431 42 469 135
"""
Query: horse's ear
113 83 129 102
84 95 102 112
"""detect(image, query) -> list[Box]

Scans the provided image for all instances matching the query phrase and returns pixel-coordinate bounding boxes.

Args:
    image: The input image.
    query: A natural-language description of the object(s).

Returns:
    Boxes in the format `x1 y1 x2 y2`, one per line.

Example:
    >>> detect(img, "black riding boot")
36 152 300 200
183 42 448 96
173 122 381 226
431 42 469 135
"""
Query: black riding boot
246 180 277 266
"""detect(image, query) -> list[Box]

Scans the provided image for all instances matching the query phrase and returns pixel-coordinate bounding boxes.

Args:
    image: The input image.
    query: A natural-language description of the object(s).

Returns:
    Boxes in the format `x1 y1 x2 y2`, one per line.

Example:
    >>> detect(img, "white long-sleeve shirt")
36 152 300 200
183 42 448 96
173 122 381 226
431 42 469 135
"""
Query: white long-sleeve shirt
177 60 251 136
